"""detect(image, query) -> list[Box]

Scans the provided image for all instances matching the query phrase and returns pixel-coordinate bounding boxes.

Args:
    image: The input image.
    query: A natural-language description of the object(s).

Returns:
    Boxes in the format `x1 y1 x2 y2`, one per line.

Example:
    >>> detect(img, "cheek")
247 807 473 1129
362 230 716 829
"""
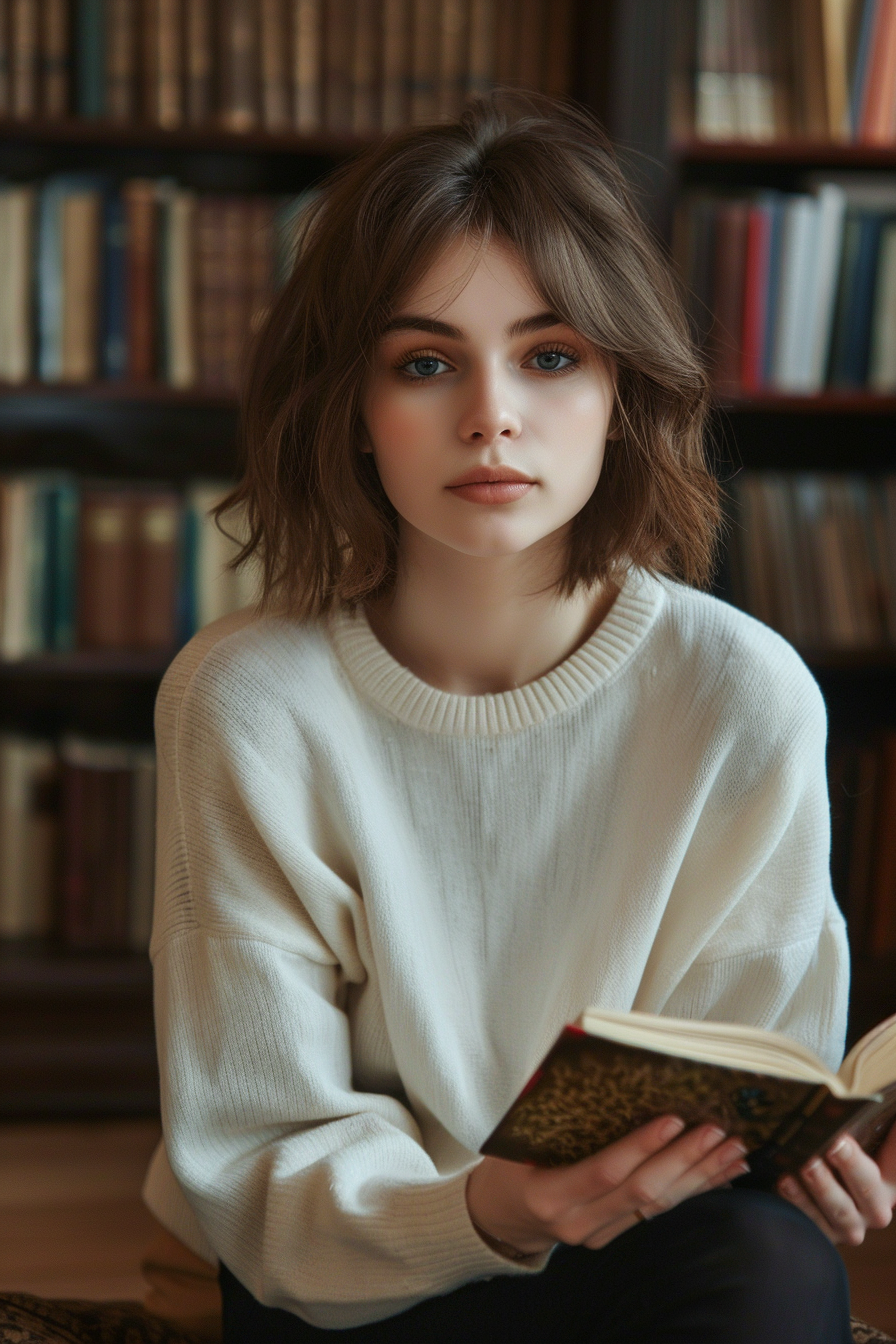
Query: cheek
364 385 439 460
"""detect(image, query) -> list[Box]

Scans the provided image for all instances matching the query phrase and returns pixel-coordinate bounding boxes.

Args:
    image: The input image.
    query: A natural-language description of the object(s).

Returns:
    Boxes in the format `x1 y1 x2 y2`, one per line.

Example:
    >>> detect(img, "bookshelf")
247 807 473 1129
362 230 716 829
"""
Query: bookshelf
0 0 603 1118
606 0 896 1046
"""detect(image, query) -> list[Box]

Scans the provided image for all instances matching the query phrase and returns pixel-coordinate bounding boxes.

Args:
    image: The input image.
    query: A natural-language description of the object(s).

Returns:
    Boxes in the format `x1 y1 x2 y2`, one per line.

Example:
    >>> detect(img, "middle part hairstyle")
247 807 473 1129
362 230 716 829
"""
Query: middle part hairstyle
226 91 719 618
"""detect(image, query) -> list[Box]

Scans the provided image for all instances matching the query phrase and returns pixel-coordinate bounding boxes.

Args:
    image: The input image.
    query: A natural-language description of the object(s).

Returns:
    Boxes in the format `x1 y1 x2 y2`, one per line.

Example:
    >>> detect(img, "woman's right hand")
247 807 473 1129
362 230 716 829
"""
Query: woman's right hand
466 1115 749 1257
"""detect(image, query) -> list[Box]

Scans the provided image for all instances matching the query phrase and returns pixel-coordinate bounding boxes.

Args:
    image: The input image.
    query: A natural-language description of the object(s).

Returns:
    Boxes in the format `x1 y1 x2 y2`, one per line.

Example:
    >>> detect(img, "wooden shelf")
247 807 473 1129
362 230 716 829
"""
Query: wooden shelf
674 138 896 168
0 650 177 678
718 392 896 415
0 381 238 407
0 115 376 158
0 939 157 1118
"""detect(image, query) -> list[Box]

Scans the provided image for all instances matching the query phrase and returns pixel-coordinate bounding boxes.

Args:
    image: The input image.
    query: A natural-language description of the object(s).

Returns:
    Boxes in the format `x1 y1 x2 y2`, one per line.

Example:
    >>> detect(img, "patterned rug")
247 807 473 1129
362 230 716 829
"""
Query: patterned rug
0 1291 892 1343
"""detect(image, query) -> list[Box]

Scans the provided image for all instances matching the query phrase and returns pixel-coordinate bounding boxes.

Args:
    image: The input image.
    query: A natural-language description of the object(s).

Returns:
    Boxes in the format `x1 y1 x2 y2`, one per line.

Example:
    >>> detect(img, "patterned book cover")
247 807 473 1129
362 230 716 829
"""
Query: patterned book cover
481 1026 889 1187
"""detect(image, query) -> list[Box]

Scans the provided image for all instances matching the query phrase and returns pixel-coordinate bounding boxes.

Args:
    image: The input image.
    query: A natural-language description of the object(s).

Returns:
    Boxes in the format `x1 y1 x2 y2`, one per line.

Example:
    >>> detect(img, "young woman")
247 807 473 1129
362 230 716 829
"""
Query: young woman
141 93 896 1343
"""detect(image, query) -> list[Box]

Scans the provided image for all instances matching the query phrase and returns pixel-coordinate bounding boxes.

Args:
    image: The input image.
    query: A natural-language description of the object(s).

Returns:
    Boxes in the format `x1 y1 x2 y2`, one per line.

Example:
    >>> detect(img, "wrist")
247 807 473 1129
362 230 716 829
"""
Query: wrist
470 1219 534 1261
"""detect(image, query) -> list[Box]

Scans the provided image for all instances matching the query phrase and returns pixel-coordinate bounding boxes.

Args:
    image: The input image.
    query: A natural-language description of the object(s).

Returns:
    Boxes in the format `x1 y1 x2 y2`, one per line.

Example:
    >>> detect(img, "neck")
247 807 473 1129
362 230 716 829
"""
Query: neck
365 529 618 696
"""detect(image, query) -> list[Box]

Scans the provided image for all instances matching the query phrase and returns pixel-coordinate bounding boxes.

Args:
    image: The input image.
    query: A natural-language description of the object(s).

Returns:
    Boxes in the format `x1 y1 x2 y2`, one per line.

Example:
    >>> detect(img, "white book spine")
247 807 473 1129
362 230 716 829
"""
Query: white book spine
805 184 847 391
770 196 819 391
869 222 896 391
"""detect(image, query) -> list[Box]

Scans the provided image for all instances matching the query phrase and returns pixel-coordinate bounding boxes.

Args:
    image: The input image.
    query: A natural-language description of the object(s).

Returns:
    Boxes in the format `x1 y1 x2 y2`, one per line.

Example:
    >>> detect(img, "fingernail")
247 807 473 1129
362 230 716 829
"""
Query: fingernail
803 1159 821 1177
699 1125 726 1151
727 1138 748 1158
660 1116 686 1142
828 1137 847 1159
731 1160 750 1177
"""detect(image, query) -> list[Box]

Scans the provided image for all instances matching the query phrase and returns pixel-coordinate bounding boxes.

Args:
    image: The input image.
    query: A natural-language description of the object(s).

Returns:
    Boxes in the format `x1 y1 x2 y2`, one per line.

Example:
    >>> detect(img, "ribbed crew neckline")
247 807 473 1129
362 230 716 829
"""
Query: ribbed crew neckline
328 569 665 736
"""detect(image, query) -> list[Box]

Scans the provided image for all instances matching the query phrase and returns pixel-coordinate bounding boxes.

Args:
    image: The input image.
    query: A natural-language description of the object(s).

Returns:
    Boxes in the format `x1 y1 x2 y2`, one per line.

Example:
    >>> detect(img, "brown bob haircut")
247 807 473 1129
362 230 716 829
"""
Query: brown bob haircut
219 90 719 616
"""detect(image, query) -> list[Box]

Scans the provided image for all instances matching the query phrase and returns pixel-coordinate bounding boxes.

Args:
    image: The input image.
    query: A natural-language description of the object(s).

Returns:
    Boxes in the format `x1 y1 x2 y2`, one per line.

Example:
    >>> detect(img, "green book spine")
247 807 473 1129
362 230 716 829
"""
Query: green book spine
76 0 106 118
51 478 80 651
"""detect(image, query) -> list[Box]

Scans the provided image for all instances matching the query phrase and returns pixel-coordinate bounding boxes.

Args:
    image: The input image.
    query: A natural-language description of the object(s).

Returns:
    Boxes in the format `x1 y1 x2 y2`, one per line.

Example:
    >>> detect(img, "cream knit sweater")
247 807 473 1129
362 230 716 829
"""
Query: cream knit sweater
142 569 849 1328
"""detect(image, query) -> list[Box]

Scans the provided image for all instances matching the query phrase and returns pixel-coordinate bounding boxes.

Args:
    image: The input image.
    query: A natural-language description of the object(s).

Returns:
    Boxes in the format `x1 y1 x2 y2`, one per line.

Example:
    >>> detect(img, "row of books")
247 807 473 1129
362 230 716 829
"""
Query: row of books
0 0 574 134
830 732 896 957
0 178 312 387
0 474 260 656
676 178 896 394
687 0 896 144
0 732 155 949
728 473 896 649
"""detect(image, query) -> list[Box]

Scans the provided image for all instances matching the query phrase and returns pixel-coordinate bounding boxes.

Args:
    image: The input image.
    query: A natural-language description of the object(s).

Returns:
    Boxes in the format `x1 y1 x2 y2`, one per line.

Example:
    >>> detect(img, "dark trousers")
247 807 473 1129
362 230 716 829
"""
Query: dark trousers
219 1187 852 1343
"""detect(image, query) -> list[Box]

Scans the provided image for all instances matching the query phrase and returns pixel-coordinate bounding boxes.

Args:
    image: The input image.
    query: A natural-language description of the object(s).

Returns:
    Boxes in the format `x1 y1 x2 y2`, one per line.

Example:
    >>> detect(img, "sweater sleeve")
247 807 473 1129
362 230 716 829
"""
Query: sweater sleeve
149 642 543 1330
650 644 849 1073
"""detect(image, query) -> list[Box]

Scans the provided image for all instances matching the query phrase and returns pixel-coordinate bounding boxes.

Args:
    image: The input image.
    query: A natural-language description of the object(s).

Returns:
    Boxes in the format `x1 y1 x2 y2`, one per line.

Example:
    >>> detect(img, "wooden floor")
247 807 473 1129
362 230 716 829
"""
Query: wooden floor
0 1118 895 1334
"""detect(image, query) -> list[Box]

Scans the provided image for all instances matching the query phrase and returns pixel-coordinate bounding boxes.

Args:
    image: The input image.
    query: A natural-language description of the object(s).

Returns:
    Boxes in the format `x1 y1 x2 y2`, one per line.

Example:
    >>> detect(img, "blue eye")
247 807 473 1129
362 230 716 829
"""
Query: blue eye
532 350 574 371
405 356 449 378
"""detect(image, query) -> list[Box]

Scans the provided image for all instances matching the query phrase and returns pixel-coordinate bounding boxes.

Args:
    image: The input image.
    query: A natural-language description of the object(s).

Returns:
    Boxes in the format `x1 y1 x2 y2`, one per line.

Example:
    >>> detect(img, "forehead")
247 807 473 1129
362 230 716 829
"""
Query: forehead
395 236 544 318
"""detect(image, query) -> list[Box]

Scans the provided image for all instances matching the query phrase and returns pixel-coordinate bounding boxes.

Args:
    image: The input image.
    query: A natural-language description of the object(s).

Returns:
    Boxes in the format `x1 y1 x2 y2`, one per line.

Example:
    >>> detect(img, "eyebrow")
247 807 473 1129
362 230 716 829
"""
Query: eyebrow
379 311 565 341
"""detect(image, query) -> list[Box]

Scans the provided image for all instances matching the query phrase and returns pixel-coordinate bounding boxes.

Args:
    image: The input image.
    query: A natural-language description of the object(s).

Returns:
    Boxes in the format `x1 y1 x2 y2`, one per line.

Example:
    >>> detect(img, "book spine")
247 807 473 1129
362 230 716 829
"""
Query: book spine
219 0 260 131
60 186 101 383
380 0 409 129
740 201 771 391
11 0 39 118
543 0 573 97
0 185 34 383
75 0 105 118
437 0 468 119
123 178 157 381
0 0 10 114
105 0 137 119
60 753 133 950
0 477 32 658
36 179 64 382
848 0 877 138
101 189 128 379
0 737 59 938
322 0 352 131
858 0 896 143
163 188 196 387
869 734 896 955
132 489 181 648
50 476 79 650
41 0 71 117
351 0 379 134
26 477 51 652
710 199 750 393
292 0 322 130
184 0 213 122
151 0 183 128
259 0 290 129
76 488 135 648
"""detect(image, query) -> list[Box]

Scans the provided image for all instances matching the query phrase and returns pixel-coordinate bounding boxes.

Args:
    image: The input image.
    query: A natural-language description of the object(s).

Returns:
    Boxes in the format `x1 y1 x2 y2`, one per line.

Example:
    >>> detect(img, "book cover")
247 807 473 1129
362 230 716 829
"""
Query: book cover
769 194 817 390
481 1025 893 1189
830 209 886 387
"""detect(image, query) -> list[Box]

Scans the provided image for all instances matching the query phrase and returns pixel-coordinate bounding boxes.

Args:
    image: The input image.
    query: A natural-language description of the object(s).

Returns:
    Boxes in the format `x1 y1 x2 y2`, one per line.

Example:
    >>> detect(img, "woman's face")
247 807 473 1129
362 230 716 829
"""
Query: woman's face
362 237 615 565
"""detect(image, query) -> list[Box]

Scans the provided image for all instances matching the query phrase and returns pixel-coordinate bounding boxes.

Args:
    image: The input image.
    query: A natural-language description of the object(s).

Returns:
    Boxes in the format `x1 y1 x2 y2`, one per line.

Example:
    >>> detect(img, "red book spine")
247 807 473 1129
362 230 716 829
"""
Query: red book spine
741 204 771 392
124 179 158 382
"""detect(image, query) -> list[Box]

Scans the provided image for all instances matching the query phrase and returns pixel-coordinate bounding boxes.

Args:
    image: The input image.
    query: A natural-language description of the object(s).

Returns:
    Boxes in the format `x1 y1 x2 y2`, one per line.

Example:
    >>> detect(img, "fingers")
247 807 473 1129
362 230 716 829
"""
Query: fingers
778 1173 842 1244
551 1114 688 1202
825 1136 894 1230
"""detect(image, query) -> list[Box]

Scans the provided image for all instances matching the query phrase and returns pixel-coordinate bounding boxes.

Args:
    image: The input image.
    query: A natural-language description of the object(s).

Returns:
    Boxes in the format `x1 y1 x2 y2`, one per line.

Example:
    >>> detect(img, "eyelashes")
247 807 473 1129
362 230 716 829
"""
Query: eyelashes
393 342 583 382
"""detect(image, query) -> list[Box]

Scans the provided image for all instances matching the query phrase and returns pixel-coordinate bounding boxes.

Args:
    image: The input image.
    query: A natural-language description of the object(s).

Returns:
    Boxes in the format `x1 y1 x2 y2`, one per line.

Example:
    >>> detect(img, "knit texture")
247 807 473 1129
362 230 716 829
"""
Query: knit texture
143 570 849 1328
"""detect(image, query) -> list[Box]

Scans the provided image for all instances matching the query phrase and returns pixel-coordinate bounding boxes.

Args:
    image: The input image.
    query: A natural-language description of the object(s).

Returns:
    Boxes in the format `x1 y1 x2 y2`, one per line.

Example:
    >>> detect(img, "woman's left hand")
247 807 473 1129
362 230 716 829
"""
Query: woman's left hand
777 1123 896 1244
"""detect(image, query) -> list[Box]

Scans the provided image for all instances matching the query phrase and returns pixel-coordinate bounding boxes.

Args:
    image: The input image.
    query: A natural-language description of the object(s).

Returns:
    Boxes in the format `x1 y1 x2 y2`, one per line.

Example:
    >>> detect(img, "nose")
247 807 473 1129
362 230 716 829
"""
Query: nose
457 362 522 445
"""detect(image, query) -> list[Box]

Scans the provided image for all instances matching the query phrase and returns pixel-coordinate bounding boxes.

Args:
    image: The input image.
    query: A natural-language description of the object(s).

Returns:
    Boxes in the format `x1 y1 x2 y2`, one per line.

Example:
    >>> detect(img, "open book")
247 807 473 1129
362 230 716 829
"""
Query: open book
481 1009 896 1188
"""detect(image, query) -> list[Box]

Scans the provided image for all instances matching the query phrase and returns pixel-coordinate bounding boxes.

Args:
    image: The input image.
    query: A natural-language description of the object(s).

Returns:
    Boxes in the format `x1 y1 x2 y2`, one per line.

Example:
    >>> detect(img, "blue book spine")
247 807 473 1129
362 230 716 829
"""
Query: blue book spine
760 193 784 388
102 191 128 379
51 478 80 651
36 182 64 382
849 0 877 137
843 213 885 386
76 0 105 119
177 501 198 644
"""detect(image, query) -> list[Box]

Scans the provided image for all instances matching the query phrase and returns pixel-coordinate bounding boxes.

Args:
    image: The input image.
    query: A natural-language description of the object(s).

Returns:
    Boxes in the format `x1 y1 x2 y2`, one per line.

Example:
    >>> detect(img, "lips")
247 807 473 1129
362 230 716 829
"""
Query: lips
446 466 536 505
446 465 535 488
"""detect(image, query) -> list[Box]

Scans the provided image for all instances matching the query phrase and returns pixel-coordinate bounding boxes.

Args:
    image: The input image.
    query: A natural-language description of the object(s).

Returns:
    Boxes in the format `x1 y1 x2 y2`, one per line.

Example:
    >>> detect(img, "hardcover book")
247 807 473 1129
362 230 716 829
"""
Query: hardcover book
481 1007 896 1190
